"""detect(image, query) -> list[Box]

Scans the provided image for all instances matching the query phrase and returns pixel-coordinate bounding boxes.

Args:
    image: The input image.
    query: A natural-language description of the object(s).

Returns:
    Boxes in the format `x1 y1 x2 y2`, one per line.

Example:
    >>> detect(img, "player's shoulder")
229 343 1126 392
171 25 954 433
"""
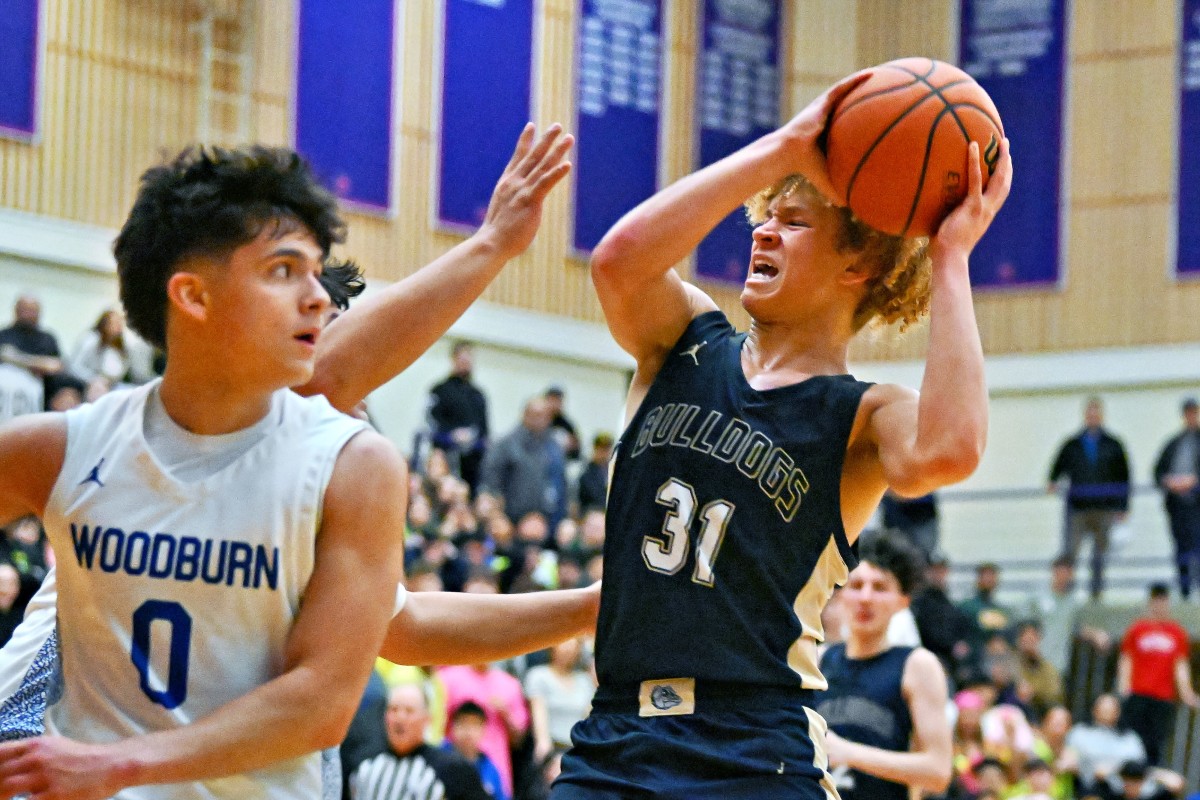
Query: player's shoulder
860 382 919 414
902 647 948 689
330 428 404 480
681 281 721 318
0 411 70 517
0 409 68 448
848 382 917 445
819 640 847 665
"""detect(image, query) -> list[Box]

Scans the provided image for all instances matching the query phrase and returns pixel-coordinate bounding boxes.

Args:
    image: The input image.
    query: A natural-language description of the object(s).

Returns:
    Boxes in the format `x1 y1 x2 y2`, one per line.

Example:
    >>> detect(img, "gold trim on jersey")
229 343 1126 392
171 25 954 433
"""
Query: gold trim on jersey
787 537 850 689
804 706 844 800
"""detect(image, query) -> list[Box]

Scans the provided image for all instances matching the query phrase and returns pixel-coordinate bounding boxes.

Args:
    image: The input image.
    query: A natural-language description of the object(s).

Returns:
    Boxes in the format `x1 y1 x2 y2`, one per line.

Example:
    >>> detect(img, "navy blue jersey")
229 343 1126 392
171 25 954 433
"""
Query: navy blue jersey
594 310 870 693
815 644 915 800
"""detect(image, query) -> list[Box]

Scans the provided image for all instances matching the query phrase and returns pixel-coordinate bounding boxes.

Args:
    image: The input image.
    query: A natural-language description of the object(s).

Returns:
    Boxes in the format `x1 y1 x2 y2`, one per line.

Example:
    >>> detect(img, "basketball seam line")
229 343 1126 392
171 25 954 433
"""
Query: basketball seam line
844 60 952 218
834 59 933 124
901 106 958 237
844 92 940 221
886 62 1003 132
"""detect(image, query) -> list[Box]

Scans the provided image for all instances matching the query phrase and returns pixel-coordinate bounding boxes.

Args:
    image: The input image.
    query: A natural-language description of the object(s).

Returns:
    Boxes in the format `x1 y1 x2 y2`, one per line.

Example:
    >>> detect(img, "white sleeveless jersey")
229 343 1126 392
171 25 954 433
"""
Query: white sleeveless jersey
41 381 366 800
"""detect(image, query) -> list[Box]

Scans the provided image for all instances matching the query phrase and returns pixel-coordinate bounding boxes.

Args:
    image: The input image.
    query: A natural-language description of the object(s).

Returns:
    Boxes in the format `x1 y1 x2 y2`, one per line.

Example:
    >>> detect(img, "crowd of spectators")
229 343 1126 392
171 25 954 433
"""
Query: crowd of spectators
330 346 604 800
0 294 157 426
885 554 1196 800
1 294 160 645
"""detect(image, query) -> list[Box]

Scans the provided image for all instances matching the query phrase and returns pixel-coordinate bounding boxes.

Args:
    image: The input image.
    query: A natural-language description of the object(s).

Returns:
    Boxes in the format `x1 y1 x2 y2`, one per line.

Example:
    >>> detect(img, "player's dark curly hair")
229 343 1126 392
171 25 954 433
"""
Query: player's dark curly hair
320 259 365 312
856 529 925 596
114 145 347 349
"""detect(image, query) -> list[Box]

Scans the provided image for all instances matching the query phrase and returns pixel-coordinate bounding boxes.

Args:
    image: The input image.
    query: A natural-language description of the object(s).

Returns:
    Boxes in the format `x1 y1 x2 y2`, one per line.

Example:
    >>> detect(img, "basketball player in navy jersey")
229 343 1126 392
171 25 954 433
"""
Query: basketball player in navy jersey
553 71 1011 798
816 532 952 800
0 124 600 800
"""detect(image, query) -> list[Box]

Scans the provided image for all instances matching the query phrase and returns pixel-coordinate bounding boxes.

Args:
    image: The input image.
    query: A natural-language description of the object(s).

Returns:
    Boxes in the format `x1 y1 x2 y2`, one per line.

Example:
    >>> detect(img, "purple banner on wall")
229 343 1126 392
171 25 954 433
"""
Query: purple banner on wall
694 0 782 285
295 0 396 211
572 0 663 255
438 0 535 231
959 0 1065 289
0 0 40 138
1177 0 1200 277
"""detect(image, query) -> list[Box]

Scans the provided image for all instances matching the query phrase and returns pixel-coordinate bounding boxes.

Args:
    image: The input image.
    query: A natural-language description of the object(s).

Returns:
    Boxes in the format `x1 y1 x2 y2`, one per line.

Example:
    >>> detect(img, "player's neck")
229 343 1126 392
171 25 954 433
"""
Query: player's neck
742 319 850 381
845 627 889 659
158 361 277 436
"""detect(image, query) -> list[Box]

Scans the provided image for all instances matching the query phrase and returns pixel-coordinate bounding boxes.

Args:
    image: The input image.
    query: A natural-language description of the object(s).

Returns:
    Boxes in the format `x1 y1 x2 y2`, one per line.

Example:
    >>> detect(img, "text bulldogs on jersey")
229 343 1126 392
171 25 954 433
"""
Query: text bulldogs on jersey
70 523 281 591
629 402 811 522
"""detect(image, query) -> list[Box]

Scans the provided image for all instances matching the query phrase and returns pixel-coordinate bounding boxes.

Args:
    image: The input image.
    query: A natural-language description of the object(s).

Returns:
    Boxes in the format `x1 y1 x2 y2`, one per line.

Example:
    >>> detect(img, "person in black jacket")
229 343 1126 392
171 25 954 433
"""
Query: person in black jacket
1153 398 1200 598
427 342 490 493
910 552 975 690
1047 397 1131 599
575 432 613 514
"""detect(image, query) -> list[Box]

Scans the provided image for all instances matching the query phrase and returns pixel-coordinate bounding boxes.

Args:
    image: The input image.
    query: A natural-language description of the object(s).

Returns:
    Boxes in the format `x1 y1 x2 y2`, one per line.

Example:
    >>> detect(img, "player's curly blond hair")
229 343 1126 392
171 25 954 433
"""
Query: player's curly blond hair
744 175 932 332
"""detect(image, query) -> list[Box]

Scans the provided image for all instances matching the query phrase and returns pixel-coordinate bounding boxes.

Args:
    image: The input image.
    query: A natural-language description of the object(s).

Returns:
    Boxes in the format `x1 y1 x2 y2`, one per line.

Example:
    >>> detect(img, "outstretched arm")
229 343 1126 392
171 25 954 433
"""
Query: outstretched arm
868 138 1013 497
0 431 407 799
825 648 953 793
590 73 870 368
300 123 574 412
379 584 599 666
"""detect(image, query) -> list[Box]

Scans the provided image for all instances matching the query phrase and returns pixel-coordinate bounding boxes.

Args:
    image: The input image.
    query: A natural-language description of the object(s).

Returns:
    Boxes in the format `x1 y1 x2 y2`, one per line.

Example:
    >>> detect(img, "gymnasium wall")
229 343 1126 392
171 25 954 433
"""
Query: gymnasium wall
3 1 1199 357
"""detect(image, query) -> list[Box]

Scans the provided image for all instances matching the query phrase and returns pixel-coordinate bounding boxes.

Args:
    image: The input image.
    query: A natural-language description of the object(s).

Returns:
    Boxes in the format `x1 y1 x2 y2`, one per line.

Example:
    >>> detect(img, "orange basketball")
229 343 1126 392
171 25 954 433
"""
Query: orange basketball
825 58 1004 238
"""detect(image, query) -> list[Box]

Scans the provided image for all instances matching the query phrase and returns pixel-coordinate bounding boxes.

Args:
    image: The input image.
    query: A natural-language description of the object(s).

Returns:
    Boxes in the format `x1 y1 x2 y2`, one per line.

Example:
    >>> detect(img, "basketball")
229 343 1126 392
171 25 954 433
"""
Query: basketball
825 57 1005 238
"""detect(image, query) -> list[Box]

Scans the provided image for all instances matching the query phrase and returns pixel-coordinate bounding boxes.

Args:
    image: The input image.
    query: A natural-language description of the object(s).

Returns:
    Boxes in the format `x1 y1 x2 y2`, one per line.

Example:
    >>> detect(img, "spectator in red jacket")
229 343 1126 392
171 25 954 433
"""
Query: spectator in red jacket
1117 583 1198 765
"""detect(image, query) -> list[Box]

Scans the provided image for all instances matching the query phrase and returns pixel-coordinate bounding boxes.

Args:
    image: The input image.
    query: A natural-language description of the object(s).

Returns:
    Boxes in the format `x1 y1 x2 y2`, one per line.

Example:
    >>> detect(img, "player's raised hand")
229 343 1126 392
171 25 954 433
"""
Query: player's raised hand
932 137 1012 262
0 736 125 800
776 70 873 204
479 122 574 261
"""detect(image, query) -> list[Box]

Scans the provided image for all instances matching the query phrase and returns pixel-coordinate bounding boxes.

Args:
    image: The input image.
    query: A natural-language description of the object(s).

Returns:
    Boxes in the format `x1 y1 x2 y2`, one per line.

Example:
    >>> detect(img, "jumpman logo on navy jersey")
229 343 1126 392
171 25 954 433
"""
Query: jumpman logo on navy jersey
679 341 707 365
79 458 106 488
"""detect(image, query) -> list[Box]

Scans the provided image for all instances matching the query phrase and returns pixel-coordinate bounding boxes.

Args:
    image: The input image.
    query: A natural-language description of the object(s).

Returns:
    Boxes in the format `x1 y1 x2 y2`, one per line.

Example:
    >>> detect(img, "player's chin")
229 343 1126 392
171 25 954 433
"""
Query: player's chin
281 358 317 389
739 286 784 320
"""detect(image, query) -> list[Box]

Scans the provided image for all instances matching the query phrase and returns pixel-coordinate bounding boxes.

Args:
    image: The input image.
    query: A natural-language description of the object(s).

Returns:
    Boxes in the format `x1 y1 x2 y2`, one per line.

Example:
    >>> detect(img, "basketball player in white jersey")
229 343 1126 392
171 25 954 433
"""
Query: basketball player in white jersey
0 124 595 800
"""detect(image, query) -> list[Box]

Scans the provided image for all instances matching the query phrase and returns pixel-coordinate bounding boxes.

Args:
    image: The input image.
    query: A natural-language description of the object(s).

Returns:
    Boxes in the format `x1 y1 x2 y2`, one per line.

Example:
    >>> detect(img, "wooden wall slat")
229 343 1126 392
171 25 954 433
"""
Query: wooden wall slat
1073 0 1176 57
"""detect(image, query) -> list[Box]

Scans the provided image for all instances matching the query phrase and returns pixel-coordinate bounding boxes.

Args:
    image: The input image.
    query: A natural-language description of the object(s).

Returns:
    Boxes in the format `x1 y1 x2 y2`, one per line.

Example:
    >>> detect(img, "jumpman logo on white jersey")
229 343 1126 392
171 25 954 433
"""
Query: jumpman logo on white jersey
680 341 707 366
79 457 105 488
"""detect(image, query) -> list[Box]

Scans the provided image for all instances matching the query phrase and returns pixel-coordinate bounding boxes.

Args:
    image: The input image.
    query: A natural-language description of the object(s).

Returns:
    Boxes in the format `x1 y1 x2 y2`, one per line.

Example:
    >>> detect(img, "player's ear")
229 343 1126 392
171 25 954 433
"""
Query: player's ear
167 270 211 324
839 262 873 287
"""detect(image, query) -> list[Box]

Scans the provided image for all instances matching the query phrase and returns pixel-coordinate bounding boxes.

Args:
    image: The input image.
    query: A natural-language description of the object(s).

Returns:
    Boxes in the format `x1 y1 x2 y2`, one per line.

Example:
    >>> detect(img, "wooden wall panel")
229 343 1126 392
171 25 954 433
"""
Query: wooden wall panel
1072 56 1176 201
4 0 1200 359
1073 0 1176 57
0 0 206 229
857 0 954 63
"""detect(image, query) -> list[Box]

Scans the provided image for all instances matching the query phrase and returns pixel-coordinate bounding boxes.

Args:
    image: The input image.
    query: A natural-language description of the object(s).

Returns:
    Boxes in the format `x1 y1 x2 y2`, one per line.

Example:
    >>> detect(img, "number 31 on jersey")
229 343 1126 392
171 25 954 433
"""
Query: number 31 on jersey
642 477 734 586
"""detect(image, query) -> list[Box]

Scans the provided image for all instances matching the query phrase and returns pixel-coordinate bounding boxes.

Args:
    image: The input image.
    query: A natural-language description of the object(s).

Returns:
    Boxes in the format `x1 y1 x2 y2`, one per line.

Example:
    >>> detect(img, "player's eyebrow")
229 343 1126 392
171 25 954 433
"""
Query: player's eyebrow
263 246 313 262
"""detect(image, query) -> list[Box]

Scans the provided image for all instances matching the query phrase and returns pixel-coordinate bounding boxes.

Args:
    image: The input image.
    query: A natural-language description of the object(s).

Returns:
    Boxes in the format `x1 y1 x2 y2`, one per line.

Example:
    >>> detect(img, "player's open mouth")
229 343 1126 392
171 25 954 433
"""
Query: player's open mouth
295 332 318 345
749 260 778 280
